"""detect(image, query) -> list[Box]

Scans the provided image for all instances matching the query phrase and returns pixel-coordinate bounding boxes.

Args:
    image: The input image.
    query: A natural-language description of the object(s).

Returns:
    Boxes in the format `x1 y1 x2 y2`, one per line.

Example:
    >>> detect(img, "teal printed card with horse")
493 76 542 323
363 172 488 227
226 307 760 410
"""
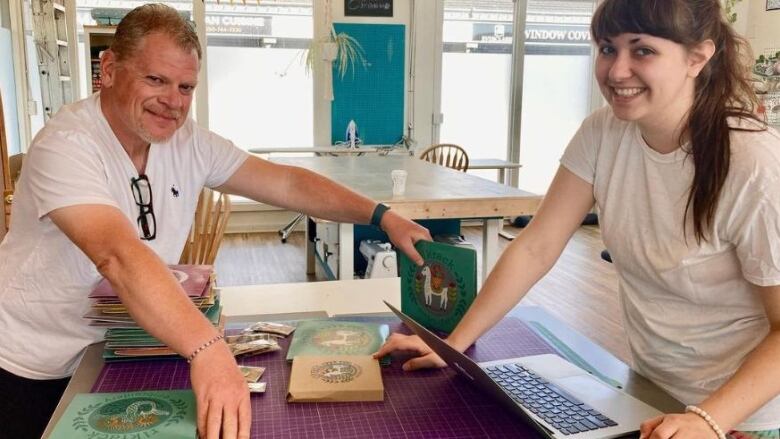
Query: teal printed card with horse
49 390 196 439
286 320 390 363
399 240 477 333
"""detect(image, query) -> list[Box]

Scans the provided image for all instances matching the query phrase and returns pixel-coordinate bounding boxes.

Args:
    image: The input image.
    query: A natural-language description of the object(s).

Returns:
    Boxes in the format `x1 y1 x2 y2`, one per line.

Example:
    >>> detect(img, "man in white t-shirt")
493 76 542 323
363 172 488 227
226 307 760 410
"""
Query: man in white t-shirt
0 5 430 439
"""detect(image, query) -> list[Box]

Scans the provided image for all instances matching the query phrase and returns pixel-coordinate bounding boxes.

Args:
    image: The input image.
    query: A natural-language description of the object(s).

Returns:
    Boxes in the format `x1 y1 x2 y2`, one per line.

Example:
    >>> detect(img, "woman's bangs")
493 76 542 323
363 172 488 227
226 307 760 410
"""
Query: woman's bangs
591 0 682 42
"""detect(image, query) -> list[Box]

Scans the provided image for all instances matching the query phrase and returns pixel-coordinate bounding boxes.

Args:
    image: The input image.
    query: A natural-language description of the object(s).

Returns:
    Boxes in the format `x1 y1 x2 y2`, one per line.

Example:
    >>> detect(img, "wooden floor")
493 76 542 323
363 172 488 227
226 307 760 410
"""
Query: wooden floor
215 225 632 365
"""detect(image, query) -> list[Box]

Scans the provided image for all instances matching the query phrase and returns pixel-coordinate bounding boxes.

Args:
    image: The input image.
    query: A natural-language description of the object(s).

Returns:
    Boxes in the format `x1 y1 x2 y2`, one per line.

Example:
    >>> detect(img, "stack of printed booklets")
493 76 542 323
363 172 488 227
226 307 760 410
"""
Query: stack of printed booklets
84 264 222 362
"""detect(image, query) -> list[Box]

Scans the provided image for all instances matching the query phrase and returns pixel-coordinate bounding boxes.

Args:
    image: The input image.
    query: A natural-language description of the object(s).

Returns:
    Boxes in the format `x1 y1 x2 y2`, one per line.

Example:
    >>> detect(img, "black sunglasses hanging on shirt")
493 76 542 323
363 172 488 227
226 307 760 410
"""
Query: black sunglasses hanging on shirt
130 174 156 241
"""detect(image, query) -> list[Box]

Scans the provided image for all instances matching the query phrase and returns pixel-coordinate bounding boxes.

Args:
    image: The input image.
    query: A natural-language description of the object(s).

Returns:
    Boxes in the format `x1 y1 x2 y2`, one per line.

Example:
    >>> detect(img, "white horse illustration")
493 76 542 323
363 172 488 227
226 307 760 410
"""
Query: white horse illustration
421 266 448 309
118 400 170 424
320 330 360 347
322 363 351 379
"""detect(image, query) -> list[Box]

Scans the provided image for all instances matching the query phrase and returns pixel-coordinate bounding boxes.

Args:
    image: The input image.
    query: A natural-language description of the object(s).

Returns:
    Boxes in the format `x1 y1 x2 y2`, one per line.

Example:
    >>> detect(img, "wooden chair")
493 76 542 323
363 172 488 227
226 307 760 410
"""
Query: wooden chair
419 143 469 172
179 188 232 265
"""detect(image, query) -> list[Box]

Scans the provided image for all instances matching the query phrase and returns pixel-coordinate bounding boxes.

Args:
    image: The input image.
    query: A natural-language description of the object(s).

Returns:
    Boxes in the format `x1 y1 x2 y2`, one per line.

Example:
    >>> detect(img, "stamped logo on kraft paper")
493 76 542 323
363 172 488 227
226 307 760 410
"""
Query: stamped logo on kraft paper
311 360 362 384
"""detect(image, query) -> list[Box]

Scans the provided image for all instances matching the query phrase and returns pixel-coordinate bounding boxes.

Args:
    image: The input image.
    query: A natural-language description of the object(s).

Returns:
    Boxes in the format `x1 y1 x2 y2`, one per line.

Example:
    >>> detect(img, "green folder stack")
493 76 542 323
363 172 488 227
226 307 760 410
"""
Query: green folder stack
48 390 196 439
399 240 477 333
85 265 223 361
101 297 222 362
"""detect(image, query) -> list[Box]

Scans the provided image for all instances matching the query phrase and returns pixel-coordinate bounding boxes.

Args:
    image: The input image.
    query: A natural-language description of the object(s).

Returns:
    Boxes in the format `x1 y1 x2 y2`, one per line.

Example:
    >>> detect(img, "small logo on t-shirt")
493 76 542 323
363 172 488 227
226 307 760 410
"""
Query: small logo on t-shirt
171 185 179 197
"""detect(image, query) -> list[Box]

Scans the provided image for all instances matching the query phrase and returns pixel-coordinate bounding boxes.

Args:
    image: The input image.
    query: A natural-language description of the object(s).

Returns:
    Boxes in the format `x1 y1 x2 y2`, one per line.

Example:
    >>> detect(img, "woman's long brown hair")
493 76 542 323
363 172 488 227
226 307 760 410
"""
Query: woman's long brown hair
591 0 765 243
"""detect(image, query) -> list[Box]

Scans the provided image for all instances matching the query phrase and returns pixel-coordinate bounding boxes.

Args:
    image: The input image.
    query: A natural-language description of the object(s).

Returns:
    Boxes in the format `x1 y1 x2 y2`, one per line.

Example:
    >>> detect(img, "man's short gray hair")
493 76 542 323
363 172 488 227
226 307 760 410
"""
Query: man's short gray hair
110 3 201 61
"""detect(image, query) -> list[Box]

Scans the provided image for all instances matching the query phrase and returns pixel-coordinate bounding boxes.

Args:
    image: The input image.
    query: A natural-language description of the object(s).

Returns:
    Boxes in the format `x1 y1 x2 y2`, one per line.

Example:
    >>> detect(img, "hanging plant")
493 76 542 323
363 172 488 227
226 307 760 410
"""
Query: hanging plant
723 0 743 24
304 26 367 80
301 0 368 100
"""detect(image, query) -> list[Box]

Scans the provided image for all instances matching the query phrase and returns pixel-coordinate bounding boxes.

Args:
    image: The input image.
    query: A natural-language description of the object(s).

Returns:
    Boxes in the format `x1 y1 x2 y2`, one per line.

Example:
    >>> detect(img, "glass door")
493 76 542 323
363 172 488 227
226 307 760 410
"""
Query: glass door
518 0 596 194
440 0 514 182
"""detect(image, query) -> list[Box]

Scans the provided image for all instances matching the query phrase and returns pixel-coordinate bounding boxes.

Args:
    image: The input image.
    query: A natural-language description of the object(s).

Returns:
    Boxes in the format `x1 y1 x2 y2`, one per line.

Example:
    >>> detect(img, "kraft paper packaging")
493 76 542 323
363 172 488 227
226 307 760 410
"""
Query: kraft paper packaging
287 355 384 403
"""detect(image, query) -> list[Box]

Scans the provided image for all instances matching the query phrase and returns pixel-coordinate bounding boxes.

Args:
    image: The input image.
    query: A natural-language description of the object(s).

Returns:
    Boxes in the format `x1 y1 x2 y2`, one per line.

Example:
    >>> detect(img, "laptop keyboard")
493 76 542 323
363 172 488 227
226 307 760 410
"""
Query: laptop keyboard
485 363 618 436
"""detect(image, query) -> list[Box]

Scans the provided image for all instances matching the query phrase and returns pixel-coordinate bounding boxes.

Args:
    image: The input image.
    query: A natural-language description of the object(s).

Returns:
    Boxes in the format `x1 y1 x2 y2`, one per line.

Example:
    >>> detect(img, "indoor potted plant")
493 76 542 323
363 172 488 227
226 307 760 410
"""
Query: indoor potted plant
303 0 367 100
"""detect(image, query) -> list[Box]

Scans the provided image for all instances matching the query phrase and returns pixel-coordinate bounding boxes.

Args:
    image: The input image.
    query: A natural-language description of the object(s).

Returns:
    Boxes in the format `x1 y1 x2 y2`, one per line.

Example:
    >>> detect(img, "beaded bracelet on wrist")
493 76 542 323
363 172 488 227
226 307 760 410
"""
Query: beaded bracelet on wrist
685 405 727 439
186 334 224 363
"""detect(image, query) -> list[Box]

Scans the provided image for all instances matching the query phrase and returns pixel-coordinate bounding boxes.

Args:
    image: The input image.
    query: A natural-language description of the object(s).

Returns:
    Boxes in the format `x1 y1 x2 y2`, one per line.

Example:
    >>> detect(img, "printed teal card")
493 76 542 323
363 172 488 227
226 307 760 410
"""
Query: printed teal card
286 320 390 362
399 240 477 333
49 389 196 439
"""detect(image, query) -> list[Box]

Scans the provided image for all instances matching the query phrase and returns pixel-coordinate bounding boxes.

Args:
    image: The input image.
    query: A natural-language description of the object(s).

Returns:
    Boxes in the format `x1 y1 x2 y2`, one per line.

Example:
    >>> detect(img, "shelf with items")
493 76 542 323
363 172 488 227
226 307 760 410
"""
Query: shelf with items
753 48 780 126
83 25 116 95
759 91 780 126
753 48 780 89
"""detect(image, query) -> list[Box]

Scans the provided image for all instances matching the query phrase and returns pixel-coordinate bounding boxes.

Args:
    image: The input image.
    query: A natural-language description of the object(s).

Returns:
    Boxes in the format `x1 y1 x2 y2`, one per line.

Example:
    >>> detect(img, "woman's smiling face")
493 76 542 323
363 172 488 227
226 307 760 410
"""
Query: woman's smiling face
595 33 698 128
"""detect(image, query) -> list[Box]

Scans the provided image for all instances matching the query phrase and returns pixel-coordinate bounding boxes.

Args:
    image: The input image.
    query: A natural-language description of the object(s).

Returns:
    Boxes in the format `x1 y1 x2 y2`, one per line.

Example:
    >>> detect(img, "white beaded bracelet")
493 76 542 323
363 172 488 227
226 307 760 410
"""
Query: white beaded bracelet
685 405 727 439
186 334 224 363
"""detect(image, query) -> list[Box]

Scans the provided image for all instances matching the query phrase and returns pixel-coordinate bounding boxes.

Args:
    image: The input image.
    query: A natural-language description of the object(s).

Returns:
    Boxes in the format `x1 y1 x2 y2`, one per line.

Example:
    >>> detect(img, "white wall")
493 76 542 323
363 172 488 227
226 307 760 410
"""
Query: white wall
745 0 780 57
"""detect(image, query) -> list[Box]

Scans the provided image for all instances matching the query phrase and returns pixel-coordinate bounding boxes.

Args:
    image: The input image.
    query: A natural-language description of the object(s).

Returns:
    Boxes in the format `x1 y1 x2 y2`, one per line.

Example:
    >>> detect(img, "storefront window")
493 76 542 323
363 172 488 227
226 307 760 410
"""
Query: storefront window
205 1 313 151
440 0 514 182
440 0 596 192
519 0 595 194
75 1 193 100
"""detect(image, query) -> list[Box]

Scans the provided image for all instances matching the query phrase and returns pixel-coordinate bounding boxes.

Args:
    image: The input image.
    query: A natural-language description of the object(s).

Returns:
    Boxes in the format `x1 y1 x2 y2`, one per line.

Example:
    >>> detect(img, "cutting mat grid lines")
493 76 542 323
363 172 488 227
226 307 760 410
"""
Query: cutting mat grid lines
92 317 556 438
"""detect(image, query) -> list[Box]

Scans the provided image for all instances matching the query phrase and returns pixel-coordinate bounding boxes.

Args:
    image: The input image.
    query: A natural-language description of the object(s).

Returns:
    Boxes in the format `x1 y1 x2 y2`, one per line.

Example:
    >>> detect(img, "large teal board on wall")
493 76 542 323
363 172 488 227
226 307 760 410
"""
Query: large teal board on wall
331 23 405 145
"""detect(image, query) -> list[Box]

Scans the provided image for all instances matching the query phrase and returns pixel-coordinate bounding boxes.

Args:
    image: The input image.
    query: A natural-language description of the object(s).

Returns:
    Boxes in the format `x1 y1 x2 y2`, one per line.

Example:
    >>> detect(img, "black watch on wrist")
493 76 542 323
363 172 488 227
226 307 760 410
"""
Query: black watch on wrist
370 203 391 230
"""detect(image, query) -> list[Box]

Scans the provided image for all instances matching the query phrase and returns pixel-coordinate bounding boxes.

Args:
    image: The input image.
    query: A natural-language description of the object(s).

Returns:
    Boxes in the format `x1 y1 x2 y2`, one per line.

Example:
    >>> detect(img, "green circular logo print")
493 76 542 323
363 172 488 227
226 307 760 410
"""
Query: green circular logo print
88 397 173 433
414 263 458 316
311 360 362 383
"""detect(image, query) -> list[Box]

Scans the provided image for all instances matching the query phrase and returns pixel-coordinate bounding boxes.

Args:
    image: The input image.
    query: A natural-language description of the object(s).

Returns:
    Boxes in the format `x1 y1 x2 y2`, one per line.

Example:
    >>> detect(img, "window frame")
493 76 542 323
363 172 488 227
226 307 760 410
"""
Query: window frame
432 0 528 187
432 0 603 189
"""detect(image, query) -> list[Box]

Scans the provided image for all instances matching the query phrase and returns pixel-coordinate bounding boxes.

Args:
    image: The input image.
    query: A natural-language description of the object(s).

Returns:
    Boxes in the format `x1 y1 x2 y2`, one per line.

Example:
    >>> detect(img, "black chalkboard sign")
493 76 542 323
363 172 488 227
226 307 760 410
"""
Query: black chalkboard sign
344 0 393 17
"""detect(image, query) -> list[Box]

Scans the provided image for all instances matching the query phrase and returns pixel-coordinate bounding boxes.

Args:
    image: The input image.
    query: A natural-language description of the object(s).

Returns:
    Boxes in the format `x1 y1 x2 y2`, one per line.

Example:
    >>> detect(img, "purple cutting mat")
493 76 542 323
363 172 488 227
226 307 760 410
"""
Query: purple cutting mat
92 317 557 438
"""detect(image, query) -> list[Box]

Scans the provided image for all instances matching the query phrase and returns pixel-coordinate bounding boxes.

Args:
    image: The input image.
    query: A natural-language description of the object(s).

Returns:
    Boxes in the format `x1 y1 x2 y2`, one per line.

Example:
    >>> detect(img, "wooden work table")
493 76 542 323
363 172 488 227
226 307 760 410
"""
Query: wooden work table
270 155 541 281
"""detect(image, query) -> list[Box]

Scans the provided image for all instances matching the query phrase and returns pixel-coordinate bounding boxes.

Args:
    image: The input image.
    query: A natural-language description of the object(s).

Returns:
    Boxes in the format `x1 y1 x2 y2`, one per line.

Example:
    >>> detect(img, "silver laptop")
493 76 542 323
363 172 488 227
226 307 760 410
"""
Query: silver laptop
385 301 662 438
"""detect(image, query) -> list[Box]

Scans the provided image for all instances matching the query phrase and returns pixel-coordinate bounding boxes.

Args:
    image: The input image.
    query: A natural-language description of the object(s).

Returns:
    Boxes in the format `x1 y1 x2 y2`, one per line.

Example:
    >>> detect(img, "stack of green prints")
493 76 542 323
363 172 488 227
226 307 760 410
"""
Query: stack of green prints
286 320 390 365
49 390 196 439
84 265 222 361
102 296 222 361
399 240 477 333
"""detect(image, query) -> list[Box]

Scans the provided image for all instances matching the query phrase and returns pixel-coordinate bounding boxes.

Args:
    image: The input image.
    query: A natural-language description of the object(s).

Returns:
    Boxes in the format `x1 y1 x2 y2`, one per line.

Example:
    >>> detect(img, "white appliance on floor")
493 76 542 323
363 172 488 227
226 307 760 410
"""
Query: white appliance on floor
359 240 397 279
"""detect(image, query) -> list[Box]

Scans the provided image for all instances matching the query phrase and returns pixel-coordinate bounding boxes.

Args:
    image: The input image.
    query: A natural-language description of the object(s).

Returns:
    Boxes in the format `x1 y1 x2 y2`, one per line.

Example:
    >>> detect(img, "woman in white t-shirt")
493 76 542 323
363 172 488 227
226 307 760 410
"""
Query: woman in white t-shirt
377 0 780 437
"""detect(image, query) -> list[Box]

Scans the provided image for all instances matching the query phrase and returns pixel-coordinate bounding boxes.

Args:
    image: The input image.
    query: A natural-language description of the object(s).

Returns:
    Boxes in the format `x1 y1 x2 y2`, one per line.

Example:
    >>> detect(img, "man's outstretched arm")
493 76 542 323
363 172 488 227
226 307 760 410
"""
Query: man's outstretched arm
49 205 250 439
217 156 431 265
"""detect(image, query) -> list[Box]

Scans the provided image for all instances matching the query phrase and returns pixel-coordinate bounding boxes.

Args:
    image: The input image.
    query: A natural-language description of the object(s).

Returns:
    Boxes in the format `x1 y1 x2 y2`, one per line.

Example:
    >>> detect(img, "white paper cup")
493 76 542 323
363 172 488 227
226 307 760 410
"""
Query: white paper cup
391 170 407 196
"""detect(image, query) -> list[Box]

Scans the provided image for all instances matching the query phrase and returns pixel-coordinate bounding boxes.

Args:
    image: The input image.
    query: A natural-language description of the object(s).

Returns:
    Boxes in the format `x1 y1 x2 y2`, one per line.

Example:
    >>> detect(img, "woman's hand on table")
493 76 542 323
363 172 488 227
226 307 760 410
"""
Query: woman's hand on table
374 333 447 371
639 413 721 439
190 342 251 439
